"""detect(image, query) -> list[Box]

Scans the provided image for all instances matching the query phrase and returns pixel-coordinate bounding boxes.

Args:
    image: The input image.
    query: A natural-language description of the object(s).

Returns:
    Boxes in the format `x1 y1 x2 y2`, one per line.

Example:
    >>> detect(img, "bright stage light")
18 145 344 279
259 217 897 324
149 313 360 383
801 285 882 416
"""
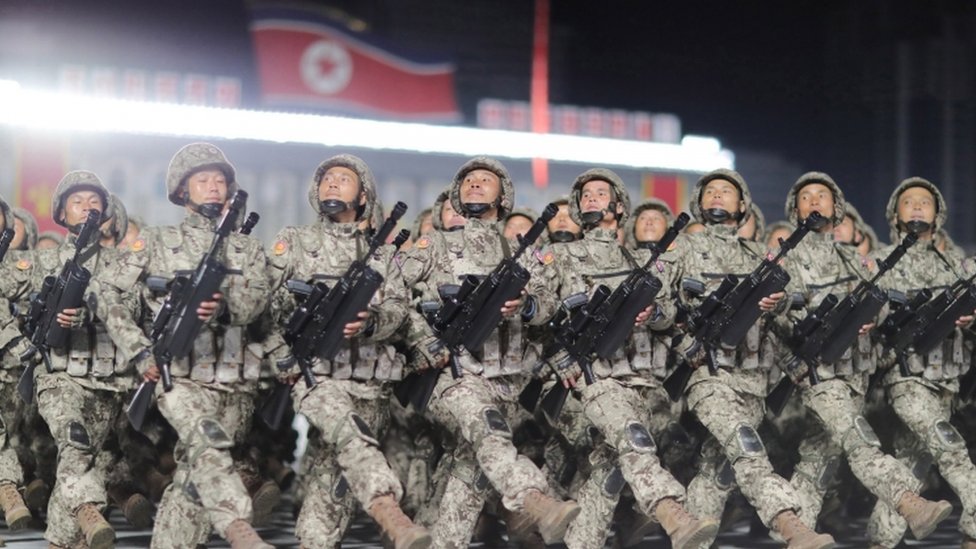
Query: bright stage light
0 79 734 171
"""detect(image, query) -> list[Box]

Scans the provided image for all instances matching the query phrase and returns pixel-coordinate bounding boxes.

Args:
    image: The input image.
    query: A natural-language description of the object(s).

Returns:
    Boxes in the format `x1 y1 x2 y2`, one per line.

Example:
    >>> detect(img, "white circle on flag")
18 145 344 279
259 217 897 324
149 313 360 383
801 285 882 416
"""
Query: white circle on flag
300 40 353 95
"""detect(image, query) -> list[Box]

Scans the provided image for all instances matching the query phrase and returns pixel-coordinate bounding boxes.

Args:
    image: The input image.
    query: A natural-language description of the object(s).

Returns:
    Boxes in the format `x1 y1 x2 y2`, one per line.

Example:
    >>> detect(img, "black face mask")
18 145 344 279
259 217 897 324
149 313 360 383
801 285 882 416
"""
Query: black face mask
702 208 733 224
195 202 224 220
636 240 658 250
443 225 464 232
902 220 932 235
461 203 490 217
579 201 618 228
319 199 350 216
549 230 578 243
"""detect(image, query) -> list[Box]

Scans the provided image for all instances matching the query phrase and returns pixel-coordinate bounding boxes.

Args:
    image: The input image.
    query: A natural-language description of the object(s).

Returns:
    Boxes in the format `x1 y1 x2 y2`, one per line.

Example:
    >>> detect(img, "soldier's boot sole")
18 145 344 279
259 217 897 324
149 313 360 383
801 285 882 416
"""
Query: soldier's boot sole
393 525 432 549
905 499 952 540
535 500 580 544
121 494 153 529
250 481 281 527
670 517 719 549
786 532 836 549
23 479 49 512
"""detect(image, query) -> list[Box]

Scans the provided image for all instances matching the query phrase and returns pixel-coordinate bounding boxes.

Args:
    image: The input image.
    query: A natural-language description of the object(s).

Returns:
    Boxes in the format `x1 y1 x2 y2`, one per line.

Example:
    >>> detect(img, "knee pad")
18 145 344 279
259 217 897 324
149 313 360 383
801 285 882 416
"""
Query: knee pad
601 466 626 498
619 421 656 455
843 416 881 451
450 457 491 493
815 455 841 492
67 421 92 451
928 420 965 458
724 423 766 463
333 413 380 450
714 458 735 490
471 408 512 446
911 452 935 481
195 417 233 450
184 481 202 505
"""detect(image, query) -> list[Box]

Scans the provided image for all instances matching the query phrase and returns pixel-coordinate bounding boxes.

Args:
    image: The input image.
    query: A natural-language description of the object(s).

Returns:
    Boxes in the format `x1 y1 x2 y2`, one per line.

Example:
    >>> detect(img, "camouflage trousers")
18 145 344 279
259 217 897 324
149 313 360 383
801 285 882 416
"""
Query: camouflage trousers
564 379 685 549
869 376 976 546
36 373 125 546
685 371 798 529
426 371 548 549
292 377 401 549
0 380 25 486
543 384 593 500
382 399 440 517
791 376 920 530
150 378 254 548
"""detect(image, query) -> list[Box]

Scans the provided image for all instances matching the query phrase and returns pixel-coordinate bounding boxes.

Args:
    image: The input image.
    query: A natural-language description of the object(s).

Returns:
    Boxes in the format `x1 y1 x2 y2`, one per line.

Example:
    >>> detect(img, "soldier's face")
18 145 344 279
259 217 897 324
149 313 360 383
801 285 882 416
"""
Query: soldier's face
700 179 743 217
460 169 501 213
580 180 622 227
547 204 580 235
766 227 792 249
318 166 363 206
795 183 834 229
897 186 936 232
36 237 59 250
440 199 465 229
833 215 857 244
62 190 105 226
418 213 434 236
503 214 534 240
635 208 668 243
10 217 25 250
185 169 228 206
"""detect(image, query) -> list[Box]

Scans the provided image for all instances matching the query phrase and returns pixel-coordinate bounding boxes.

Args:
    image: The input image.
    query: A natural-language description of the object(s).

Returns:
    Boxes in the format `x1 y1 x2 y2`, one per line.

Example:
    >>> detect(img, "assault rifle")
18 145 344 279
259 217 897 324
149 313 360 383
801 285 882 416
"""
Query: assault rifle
878 288 934 378
126 191 250 430
18 210 101 404
259 205 410 431
525 212 689 422
394 203 557 412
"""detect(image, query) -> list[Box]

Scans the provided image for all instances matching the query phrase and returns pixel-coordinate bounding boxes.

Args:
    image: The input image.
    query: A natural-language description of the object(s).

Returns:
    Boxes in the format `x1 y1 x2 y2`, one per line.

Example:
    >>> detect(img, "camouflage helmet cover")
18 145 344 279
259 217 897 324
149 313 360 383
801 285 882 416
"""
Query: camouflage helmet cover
10 207 38 249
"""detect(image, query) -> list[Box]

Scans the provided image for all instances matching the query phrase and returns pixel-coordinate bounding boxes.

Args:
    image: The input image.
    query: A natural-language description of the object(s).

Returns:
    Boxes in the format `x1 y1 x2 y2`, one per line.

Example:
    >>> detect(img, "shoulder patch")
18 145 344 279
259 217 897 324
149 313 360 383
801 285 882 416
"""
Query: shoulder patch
415 237 430 249
273 240 288 256
15 258 30 270
130 238 145 252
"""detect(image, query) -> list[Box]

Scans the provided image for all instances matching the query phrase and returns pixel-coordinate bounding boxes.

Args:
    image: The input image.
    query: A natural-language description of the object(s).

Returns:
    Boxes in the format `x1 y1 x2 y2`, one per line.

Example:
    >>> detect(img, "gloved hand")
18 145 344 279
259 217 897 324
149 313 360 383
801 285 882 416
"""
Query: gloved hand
413 335 449 371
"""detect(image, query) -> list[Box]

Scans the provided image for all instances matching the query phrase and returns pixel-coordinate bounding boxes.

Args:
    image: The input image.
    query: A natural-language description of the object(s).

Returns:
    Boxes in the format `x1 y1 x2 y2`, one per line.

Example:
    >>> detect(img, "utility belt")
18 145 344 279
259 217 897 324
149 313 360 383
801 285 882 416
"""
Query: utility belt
48 324 127 378
308 341 405 382
142 322 263 384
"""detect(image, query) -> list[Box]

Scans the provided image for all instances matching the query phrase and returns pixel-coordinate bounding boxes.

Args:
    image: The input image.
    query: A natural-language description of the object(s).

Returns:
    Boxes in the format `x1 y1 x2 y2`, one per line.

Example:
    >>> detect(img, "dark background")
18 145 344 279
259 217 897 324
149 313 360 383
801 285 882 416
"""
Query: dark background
1 0 974 245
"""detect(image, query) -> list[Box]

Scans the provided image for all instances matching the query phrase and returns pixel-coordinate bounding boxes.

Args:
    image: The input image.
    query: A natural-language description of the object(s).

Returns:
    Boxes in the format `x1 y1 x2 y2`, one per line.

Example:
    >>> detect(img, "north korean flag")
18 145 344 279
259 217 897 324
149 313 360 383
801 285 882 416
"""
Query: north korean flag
250 7 460 121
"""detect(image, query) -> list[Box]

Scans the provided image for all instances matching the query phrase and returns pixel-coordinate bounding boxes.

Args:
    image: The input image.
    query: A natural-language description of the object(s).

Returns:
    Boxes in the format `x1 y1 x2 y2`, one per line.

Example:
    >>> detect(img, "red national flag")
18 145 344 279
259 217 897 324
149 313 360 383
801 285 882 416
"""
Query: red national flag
15 133 68 234
250 8 459 121
641 174 688 216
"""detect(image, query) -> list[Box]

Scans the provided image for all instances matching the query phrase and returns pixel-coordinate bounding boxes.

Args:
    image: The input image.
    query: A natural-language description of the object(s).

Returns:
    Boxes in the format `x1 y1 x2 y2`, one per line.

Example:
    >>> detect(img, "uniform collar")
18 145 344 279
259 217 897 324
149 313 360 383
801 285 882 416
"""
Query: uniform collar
584 227 619 243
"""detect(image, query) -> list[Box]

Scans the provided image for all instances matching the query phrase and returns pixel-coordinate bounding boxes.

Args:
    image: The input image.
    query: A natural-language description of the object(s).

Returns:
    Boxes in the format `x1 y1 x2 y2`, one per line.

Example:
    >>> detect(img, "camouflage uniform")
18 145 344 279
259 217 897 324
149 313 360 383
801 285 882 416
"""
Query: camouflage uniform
398 157 573 548
95 144 272 547
550 169 700 549
779 173 924 530
670 170 807 539
868 178 976 547
267 154 418 548
10 207 39 251
27 172 132 548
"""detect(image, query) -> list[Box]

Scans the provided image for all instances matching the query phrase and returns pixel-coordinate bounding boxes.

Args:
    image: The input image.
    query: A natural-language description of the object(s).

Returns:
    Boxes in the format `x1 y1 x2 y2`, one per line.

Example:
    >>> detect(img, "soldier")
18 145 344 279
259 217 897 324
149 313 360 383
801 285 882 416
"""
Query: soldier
503 208 538 241
550 169 717 549
778 173 951 541
95 143 274 549
866 177 976 548
36 231 65 250
397 157 579 548
24 172 130 549
10 207 39 251
833 203 880 257
765 220 795 252
267 154 430 549
0 197 34 536
625 198 672 250
545 196 581 244
670 169 834 549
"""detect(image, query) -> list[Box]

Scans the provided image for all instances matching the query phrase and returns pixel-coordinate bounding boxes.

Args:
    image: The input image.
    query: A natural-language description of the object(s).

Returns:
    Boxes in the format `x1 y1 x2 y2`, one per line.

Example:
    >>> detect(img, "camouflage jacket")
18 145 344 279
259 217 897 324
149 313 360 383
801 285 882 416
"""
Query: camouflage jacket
267 218 409 382
874 238 974 385
0 254 34 381
94 211 271 391
783 230 876 382
552 226 676 383
398 216 557 378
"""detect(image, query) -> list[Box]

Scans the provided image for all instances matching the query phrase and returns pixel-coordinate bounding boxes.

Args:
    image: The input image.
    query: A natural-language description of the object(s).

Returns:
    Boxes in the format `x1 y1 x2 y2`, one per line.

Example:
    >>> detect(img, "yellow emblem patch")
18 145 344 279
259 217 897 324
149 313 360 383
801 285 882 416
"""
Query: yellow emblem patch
273 240 288 255
542 252 554 265
130 238 145 252
415 237 430 249
15 258 30 270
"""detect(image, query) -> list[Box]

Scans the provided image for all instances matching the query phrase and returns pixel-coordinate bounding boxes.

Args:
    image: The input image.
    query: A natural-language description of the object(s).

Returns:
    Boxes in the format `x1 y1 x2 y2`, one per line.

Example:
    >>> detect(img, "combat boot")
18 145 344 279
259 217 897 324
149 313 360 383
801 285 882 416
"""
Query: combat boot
366 494 431 549
107 484 152 529
653 497 719 549
74 503 114 549
223 519 273 549
962 535 976 549
24 478 49 512
521 489 580 544
240 469 281 526
144 468 172 502
771 510 835 549
498 506 546 548
0 482 31 530
895 491 953 540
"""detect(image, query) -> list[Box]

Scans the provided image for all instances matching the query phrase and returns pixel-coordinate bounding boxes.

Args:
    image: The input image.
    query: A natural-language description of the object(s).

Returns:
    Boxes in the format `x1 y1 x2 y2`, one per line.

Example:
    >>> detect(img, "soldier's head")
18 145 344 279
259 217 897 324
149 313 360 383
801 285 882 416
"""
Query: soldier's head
311 154 375 225
166 143 238 219
627 199 672 249
122 215 143 249
569 168 630 232
503 208 537 240
786 172 845 231
53 170 110 234
431 187 464 231
546 197 580 243
887 177 945 242
692 169 749 226
9 207 37 250
765 220 794 250
412 208 434 241
450 157 514 221
36 230 64 250
102 194 129 247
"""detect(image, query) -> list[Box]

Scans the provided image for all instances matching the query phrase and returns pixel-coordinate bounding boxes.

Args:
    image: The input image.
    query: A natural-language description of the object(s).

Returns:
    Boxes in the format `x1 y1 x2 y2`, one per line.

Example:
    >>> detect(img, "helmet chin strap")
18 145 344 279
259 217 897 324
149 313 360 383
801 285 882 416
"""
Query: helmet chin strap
549 230 579 243
702 208 734 224
580 201 618 228
460 197 500 218
901 220 932 235
187 197 224 220
636 240 658 250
